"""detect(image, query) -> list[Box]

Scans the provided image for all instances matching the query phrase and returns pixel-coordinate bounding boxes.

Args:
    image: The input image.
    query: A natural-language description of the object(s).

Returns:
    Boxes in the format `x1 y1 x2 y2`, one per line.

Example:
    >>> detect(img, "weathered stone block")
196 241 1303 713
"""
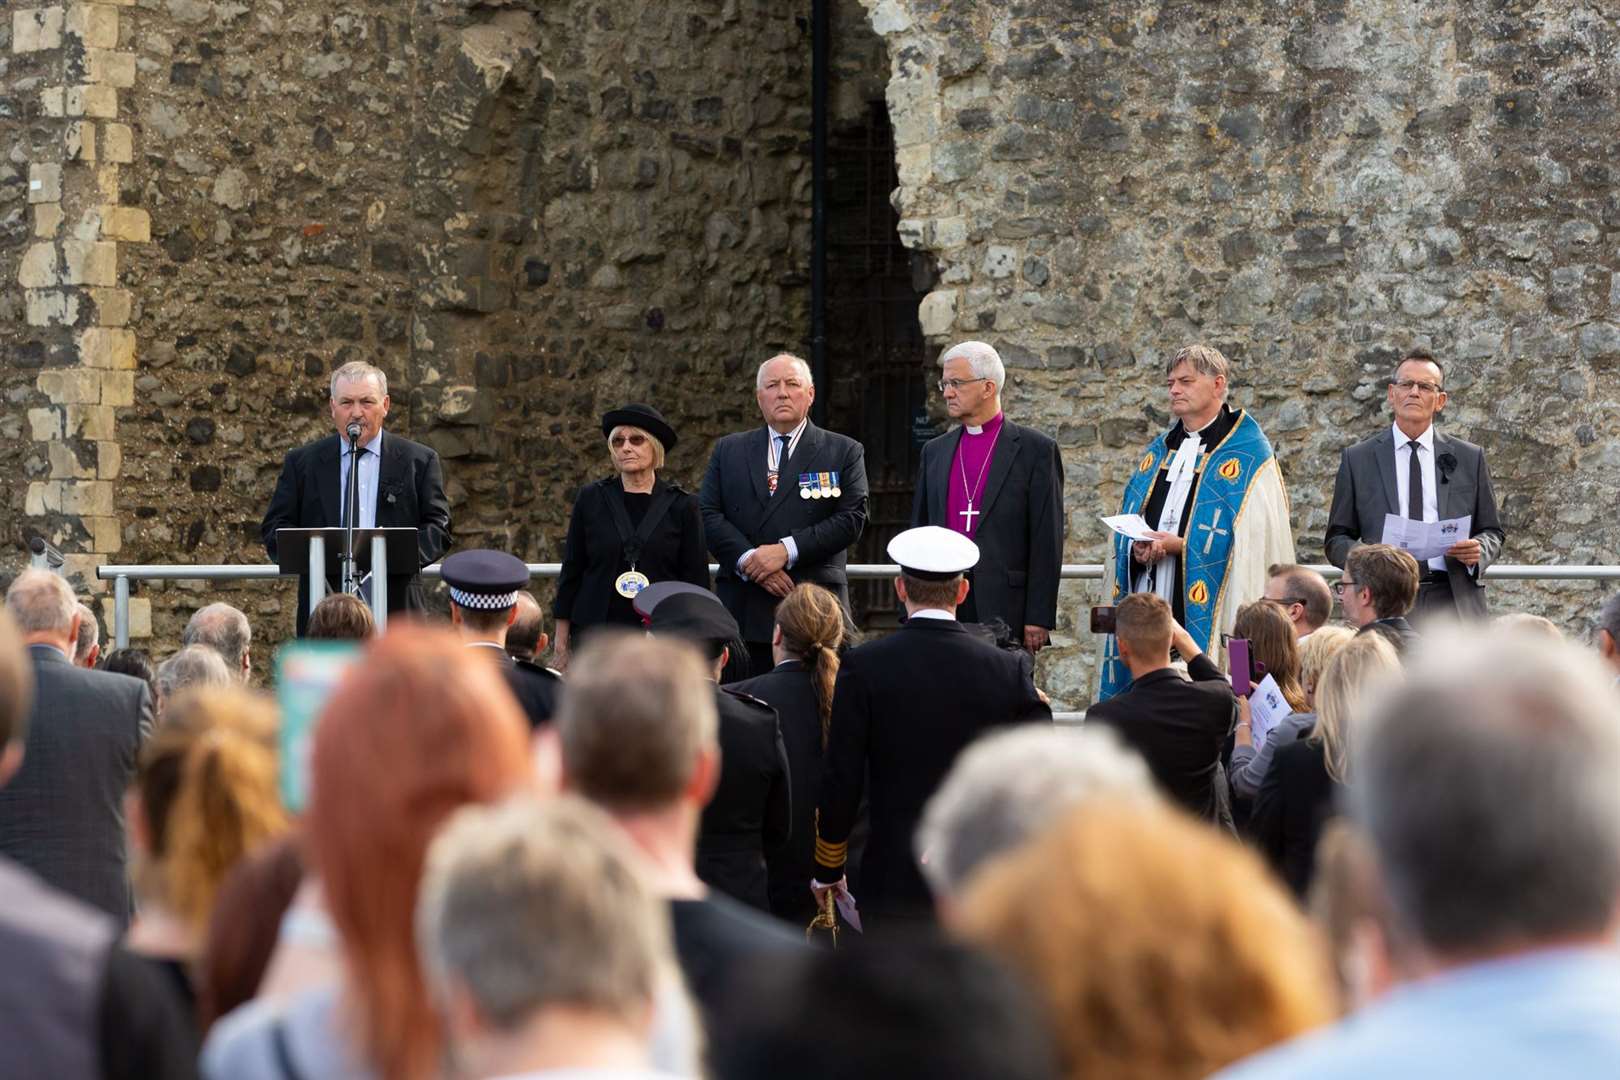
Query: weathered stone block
100 370 134 406
66 2 117 47
41 86 65 116
60 480 115 517
20 243 61 288
101 206 149 242
66 121 96 161
79 327 136 369
65 404 114 439
96 441 120 479
84 48 135 87
62 239 116 286
28 408 63 441
49 442 95 480
88 516 121 553
918 289 958 336
37 368 104 404
26 290 78 326
25 481 62 516
101 122 132 163
101 597 151 640
89 287 132 326
28 163 63 203
66 84 118 118
13 7 65 52
35 204 64 237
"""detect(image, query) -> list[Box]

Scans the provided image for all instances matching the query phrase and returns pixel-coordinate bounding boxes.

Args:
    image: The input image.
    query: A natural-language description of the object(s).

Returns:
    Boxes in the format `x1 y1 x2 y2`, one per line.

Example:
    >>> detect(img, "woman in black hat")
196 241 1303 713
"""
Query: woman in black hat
553 404 711 669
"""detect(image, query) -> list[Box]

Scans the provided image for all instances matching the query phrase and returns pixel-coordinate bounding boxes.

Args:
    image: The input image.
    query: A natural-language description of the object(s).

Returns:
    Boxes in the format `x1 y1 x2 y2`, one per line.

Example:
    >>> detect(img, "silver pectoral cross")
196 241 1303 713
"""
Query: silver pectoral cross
959 500 979 531
1198 509 1228 555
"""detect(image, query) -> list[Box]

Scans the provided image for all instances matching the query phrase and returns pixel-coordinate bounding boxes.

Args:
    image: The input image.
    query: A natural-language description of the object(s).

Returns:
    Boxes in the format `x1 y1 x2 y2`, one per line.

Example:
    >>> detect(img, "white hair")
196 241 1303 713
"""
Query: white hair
72 603 99 662
914 725 1157 899
329 360 388 400
154 644 232 705
183 602 252 674
938 341 1006 391
755 353 814 392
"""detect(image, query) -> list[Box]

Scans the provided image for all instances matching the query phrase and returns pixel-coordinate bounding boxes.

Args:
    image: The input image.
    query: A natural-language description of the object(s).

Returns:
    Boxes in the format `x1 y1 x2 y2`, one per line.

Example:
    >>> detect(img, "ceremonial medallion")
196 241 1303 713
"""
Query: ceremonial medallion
801 487 812 499
614 570 651 598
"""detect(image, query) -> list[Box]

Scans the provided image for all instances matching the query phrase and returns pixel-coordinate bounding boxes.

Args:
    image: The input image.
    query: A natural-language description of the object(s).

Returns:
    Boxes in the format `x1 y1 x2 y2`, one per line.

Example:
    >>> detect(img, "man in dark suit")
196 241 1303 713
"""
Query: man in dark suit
1325 348 1504 620
261 360 453 635
1084 592 1235 822
0 570 153 925
912 341 1063 653
649 590 792 912
1338 543 1422 654
441 549 562 730
700 353 868 679
814 528 1052 930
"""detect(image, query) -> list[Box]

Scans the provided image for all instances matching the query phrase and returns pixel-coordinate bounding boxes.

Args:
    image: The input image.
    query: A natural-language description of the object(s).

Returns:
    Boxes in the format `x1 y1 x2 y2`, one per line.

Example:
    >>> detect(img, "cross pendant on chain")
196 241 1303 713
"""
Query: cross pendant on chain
959 500 979 531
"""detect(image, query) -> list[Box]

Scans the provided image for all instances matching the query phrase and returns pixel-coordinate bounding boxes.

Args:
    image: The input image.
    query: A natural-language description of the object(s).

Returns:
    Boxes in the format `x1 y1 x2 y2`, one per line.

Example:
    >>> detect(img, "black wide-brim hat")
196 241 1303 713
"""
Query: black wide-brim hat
601 403 677 452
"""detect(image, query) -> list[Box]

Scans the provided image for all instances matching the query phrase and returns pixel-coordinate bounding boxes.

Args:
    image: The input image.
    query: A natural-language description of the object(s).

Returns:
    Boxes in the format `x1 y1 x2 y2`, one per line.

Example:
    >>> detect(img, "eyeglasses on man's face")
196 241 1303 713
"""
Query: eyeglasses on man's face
1331 580 1358 597
938 377 990 393
1391 379 1443 395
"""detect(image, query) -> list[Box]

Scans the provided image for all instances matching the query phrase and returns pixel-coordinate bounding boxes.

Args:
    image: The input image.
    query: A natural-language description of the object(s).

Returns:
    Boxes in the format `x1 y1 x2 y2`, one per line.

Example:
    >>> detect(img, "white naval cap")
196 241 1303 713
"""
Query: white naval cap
887 525 980 581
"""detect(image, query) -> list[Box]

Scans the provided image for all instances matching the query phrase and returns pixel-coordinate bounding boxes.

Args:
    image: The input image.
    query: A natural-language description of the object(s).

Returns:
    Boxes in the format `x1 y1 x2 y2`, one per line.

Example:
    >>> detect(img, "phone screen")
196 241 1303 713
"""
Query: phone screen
1090 606 1117 634
275 641 361 814
1228 638 1253 697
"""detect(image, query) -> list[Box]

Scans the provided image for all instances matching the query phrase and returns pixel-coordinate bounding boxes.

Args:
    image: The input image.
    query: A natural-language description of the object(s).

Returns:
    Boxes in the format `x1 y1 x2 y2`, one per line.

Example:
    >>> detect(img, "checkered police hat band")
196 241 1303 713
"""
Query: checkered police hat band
449 586 519 610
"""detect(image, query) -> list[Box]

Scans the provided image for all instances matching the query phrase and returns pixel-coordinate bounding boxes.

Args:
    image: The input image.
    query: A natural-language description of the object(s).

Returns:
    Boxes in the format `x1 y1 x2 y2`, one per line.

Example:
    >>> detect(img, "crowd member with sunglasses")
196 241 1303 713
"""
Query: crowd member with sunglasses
1325 348 1505 620
553 405 711 670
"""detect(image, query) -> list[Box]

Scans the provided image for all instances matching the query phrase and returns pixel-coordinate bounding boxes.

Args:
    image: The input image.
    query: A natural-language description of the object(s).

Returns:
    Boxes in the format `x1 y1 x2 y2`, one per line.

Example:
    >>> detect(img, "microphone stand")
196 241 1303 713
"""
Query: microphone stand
343 425 361 596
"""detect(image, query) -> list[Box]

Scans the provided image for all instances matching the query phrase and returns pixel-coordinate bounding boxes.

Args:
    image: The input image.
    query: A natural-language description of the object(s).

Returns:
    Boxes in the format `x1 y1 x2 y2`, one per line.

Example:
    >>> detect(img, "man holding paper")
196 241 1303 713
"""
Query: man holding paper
1099 345 1294 699
1325 348 1504 619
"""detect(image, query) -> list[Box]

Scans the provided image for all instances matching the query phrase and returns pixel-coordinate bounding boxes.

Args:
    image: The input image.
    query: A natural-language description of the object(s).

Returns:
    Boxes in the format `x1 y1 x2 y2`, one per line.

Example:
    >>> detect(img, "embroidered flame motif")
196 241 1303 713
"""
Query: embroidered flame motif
1139 452 1155 473
1188 580 1210 606
1217 458 1242 481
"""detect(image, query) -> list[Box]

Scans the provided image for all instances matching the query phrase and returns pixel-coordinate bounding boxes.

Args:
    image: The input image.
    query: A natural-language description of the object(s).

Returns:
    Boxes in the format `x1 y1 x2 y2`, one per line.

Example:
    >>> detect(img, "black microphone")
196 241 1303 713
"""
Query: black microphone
346 421 361 445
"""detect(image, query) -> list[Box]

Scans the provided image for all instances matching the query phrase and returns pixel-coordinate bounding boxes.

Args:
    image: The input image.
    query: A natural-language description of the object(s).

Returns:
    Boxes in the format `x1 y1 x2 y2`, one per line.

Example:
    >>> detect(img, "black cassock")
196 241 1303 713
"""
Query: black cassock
813 619 1051 924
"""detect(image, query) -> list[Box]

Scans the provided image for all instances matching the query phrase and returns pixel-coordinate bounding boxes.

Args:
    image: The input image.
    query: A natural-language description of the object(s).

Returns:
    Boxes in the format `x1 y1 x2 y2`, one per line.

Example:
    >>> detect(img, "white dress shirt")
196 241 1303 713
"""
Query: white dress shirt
737 417 810 579
337 429 383 531
1391 422 1445 572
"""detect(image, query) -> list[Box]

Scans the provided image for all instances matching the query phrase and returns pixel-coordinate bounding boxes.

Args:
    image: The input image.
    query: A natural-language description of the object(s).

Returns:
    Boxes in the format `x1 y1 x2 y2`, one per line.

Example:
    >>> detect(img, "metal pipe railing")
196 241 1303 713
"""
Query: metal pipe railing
93 561 1620 649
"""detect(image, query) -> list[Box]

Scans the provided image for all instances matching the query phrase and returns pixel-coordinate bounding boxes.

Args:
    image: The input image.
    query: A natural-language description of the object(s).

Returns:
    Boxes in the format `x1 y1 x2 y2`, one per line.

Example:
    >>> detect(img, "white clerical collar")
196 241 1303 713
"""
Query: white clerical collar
908 608 956 621
1184 408 1226 439
1392 422 1434 451
964 412 1003 436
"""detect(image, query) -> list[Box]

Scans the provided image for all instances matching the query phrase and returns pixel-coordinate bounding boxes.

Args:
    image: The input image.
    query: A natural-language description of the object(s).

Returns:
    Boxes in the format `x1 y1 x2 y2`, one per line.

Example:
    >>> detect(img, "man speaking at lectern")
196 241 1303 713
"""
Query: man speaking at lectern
262 361 453 635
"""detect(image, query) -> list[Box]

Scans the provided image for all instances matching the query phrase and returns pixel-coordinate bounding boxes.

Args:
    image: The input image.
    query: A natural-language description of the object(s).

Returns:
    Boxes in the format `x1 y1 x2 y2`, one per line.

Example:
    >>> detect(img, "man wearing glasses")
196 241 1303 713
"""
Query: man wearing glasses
911 341 1064 654
1263 563 1334 641
1325 348 1505 619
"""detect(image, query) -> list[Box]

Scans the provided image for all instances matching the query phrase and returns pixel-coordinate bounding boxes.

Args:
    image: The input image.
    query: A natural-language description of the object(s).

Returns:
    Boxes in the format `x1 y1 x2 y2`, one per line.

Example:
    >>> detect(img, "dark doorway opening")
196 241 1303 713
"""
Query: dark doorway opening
821 102 935 632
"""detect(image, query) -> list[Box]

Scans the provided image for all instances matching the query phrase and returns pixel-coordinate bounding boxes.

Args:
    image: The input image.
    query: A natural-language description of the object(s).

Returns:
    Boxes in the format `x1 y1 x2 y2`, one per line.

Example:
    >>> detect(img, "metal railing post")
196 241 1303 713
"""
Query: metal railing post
114 574 130 649
371 534 388 635
308 535 326 613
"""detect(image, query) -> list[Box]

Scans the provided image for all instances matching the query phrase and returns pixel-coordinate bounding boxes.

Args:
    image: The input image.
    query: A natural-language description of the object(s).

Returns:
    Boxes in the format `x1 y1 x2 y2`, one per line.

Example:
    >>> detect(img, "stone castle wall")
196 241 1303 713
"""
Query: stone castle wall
867 0 1620 701
3 0 812 648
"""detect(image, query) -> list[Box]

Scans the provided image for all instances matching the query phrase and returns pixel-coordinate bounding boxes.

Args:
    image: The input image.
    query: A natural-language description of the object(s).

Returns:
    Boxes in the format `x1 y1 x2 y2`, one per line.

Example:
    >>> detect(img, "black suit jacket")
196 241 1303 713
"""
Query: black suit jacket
464 643 562 730
816 619 1052 919
554 477 710 633
732 661 827 921
700 423 868 641
1250 735 1339 897
912 419 1064 633
1085 655 1235 821
1360 616 1419 654
696 686 792 913
0 647 153 925
262 431 453 635
1324 427 1504 618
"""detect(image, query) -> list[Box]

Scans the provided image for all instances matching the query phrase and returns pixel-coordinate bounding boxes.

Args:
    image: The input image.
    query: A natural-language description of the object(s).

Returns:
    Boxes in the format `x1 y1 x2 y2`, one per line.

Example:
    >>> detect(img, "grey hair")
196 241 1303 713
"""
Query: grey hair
182 602 251 674
329 360 388 400
938 341 1006 391
154 644 233 705
755 353 814 392
417 795 670 1031
72 603 100 662
1352 626 1620 956
1165 344 1232 384
914 726 1157 899
4 569 77 635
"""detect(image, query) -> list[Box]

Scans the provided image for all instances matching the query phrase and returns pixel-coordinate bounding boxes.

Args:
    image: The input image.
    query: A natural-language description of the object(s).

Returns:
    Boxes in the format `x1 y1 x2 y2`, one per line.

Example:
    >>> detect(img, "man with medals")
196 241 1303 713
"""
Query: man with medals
1098 344 1295 700
701 353 869 679
912 341 1064 653
440 548 562 729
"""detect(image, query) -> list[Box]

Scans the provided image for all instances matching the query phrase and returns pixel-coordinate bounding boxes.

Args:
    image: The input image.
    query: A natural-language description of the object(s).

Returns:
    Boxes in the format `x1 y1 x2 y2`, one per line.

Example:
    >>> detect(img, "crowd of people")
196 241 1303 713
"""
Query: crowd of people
4 338 1618 1079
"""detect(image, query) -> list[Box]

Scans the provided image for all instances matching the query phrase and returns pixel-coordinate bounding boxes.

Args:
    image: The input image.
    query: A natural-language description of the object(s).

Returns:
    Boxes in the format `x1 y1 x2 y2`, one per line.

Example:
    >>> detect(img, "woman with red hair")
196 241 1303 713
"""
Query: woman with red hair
201 626 533 1080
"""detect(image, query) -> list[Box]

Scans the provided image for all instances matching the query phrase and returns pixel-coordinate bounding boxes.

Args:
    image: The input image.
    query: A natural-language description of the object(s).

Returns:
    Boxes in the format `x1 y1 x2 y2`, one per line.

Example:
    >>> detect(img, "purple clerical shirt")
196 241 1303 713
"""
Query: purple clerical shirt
945 412 1004 537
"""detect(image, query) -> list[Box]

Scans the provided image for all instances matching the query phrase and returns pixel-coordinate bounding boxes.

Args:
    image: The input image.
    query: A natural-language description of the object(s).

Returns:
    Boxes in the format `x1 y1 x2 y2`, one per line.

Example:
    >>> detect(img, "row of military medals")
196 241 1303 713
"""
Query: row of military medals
797 472 842 500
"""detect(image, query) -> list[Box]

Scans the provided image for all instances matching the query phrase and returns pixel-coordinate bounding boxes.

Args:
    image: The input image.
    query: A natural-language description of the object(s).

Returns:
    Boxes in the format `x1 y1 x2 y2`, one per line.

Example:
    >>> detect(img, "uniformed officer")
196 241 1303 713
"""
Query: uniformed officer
813 526 1052 930
648 588 792 913
440 548 562 729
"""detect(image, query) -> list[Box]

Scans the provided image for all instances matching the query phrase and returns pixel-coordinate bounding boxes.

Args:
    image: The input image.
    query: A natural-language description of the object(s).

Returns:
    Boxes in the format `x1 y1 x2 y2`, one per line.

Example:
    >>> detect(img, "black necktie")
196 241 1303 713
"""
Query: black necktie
1406 440 1423 521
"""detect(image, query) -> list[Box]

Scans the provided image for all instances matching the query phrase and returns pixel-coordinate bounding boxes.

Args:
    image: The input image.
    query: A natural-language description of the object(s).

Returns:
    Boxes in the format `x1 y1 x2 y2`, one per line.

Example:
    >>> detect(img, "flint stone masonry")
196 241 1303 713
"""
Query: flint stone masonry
868 0 1620 703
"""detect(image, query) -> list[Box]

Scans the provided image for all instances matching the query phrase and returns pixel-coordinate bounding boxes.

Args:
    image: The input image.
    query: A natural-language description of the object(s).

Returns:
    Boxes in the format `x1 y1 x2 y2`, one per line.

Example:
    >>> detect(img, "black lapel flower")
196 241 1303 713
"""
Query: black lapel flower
1436 452 1457 484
